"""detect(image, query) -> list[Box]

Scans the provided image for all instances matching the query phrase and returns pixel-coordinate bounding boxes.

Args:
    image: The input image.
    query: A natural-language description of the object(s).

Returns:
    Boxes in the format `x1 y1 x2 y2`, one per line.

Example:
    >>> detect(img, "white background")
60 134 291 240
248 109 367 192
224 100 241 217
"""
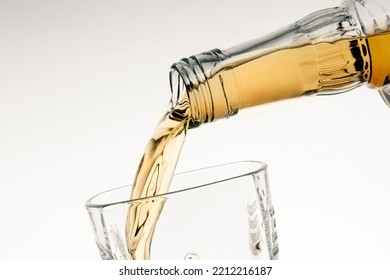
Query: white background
0 0 389 260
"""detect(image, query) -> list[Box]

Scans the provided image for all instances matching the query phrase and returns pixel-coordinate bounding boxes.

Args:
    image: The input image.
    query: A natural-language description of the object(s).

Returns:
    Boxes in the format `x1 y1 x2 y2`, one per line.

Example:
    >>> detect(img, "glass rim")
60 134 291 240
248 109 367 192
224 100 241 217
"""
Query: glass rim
85 160 267 209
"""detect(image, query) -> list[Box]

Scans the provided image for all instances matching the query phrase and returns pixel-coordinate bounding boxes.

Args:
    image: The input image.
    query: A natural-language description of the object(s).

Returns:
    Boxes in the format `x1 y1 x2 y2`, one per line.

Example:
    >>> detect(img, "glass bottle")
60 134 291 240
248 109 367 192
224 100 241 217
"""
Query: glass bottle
170 0 390 127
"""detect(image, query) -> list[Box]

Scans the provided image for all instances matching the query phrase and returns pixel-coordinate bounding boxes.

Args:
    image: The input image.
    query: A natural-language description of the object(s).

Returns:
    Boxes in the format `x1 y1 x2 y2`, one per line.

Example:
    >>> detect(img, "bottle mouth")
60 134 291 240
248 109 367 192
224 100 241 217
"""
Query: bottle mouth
169 64 207 128
170 49 241 127
170 51 218 126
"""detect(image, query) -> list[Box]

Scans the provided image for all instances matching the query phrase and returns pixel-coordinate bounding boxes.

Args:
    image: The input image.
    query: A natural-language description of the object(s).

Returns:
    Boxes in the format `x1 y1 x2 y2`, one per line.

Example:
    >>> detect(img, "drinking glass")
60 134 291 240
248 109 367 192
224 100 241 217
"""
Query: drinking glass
85 161 279 260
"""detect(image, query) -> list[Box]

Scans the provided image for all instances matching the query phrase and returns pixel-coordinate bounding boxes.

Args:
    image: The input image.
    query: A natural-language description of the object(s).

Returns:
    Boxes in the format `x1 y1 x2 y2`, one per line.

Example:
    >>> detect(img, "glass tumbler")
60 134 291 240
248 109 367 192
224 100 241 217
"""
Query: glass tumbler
85 161 279 260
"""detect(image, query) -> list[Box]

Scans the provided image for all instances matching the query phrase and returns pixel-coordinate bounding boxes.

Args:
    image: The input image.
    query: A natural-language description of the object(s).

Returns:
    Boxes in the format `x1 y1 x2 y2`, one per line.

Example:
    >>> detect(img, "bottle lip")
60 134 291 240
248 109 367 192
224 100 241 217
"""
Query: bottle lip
170 60 210 126
169 51 219 125
170 49 241 125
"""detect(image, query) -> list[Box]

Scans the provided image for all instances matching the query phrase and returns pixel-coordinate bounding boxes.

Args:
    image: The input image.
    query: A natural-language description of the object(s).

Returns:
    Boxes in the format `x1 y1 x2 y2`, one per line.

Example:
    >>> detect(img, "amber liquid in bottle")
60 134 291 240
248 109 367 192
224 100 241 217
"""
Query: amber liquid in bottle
204 33 390 117
367 33 390 87
125 33 390 260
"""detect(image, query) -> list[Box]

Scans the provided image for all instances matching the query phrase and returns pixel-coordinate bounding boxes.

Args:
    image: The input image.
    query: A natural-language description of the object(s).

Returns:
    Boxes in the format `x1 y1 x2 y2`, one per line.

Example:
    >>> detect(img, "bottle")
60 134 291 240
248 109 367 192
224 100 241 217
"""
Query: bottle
170 0 390 127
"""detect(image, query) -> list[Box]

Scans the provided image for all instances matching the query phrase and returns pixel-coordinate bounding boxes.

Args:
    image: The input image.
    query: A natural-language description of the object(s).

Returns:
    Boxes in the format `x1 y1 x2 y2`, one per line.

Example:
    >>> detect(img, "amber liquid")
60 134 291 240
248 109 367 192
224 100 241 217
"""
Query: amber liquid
125 33 390 260
125 98 190 260
367 33 390 87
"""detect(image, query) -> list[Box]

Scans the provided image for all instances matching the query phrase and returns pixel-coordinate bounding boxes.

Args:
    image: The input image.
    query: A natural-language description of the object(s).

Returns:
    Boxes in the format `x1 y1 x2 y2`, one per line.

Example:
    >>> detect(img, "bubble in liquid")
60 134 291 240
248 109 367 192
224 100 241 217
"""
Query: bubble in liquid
185 253 199 260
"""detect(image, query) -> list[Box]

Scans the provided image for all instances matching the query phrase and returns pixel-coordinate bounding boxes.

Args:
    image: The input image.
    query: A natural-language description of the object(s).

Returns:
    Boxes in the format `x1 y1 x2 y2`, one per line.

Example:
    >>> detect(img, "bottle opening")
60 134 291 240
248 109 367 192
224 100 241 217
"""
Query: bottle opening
170 49 241 127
